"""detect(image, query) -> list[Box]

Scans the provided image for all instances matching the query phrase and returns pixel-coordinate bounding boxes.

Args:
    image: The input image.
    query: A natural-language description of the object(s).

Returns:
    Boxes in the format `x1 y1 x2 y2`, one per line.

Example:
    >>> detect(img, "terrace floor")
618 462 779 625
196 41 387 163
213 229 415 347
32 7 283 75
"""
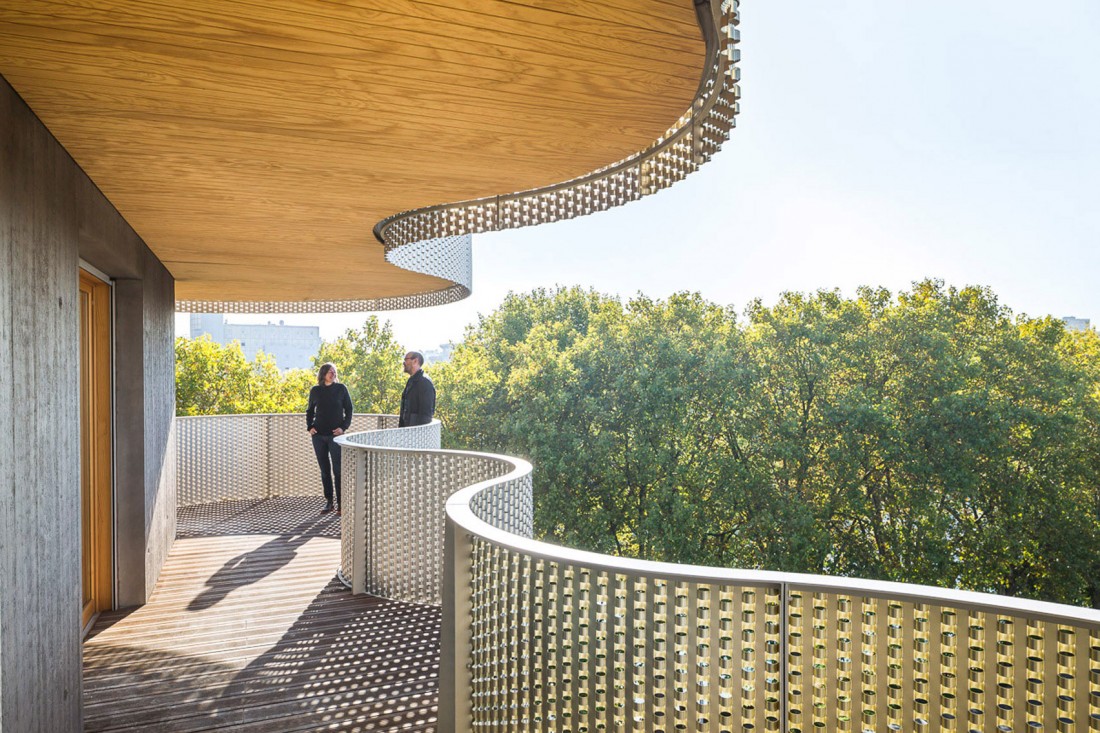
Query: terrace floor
82 497 441 732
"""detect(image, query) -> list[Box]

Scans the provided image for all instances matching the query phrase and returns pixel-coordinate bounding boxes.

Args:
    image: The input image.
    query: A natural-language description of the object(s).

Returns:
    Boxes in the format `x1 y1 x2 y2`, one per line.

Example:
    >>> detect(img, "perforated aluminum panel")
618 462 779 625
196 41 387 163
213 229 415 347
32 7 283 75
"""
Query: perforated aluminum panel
782 593 1100 732
348 448 511 606
467 468 533 540
337 420 443 590
177 413 387 507
455 538 1100 730
468 550 768 731
458 550 1100 731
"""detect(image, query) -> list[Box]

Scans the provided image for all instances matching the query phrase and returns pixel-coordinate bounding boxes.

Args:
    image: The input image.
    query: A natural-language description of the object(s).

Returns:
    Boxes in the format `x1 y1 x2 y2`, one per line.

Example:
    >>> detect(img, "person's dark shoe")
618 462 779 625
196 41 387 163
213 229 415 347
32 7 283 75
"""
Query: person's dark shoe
336 508 342 517
321 502 334 514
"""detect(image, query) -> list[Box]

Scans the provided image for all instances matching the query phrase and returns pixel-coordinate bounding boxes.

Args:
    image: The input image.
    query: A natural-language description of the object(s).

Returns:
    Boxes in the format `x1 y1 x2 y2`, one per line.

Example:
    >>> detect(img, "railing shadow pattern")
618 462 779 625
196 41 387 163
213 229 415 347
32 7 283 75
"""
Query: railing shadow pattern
83 496 441 732
176 496 341 539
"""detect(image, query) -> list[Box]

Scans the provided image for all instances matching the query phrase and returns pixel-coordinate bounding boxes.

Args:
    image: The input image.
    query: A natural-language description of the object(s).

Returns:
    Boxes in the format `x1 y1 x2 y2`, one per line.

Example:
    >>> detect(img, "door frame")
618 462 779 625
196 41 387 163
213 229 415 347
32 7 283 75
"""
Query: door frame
79 264 114 634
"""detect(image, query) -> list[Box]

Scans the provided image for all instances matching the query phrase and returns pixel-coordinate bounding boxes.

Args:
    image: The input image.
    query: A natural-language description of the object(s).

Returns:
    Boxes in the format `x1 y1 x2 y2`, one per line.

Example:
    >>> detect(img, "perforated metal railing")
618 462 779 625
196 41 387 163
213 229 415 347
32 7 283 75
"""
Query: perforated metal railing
177 414 1100 732
337 419 444 593
175 0 742 315
177 413 396 506
443 462 1100 733
176 412 444 596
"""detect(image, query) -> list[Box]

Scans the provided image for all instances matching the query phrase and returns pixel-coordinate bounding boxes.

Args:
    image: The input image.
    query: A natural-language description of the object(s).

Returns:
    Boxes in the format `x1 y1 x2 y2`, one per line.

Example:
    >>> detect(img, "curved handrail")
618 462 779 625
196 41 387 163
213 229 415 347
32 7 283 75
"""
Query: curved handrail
175 0 742 314
441 449 1100 732
338 416 436 447
447 481 1100 628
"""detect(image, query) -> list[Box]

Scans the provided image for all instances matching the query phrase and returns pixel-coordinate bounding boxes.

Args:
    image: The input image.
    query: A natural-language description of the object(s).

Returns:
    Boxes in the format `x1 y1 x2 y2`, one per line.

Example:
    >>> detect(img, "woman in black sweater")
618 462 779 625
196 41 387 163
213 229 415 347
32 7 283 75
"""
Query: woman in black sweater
306 362 354 514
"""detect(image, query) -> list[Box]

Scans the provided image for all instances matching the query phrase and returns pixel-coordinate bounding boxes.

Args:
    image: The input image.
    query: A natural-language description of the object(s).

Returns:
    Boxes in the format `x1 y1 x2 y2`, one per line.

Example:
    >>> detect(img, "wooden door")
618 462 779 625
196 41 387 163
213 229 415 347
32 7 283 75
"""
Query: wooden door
79 268 113 632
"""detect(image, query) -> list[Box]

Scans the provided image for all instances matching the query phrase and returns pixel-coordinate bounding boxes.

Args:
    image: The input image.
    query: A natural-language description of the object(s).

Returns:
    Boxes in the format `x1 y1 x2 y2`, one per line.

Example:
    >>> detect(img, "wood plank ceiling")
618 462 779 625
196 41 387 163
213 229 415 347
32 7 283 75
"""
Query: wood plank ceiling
0 0 703 305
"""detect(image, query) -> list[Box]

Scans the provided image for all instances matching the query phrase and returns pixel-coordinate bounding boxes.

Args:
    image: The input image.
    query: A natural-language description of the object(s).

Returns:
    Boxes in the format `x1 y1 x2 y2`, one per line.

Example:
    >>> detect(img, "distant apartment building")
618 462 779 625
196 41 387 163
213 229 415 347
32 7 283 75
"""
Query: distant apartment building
1062 316 1091 332
190 314 322 370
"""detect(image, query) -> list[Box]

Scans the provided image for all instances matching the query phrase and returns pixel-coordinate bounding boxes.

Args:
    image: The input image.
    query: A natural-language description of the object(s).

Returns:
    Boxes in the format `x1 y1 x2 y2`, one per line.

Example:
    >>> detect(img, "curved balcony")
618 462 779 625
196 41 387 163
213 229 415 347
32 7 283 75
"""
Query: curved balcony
443 469 1100 731
333 421 1100 732
171 414 1100 732
172 0 742 314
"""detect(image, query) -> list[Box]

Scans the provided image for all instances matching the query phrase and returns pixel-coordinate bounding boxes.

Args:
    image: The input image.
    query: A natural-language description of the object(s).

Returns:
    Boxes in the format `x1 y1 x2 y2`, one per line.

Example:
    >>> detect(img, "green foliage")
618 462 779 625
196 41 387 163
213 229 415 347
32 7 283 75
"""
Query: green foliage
313 316 407 414
437 283 1100 607
175 335 311 415
176 316 409 418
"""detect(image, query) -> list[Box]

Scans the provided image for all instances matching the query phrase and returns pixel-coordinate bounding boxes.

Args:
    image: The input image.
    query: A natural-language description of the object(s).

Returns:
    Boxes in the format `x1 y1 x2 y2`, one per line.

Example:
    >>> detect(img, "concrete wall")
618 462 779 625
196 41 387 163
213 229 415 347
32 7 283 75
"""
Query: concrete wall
0 76 176 729
140 249 177 599
112 257 177 606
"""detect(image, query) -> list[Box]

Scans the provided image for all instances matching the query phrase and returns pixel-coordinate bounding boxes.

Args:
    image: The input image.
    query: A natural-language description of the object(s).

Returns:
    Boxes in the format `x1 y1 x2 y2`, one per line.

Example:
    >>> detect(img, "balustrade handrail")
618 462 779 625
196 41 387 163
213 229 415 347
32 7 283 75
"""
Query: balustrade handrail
177 414 1100 731
442 452 1100 732
447 484 1100 628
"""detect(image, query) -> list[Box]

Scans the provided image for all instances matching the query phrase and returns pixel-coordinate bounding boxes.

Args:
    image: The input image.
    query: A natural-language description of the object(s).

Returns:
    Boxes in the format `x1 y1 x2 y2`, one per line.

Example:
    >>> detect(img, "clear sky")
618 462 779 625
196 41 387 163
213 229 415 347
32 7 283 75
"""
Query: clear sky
177 1 1100 353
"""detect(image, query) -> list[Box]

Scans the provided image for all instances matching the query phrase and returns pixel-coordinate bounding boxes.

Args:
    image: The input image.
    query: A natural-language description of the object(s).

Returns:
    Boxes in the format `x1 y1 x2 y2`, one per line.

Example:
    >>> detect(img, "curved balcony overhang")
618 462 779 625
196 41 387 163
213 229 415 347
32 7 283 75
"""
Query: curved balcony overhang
0 0 739 313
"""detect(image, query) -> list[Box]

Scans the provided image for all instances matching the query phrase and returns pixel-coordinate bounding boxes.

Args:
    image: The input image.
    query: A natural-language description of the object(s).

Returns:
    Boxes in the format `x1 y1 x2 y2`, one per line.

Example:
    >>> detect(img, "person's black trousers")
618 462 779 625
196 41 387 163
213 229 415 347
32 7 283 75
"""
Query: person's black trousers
311 433 342 507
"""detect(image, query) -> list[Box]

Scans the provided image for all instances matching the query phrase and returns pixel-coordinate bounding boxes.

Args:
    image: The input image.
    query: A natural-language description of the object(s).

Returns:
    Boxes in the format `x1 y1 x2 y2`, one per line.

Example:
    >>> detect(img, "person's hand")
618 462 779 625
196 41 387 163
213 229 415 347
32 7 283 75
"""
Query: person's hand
309 427 317 435
333 427 344 436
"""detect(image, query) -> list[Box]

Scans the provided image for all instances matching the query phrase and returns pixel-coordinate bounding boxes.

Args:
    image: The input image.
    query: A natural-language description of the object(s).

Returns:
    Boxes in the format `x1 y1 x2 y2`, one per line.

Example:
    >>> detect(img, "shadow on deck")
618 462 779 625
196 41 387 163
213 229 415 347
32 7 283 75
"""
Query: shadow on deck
83 497 440 732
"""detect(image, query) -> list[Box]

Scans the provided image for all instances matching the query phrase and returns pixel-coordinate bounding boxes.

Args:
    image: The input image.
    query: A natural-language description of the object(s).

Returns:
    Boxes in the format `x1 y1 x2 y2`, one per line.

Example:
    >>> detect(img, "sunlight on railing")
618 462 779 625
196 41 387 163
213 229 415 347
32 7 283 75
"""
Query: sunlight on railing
441 455 1100 732
180 413 1100 732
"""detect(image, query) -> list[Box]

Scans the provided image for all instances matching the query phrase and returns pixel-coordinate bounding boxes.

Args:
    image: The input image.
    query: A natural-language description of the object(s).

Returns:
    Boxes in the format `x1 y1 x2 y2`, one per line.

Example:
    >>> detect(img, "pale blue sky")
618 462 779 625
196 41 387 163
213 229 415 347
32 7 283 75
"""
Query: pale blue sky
178 1 1100 353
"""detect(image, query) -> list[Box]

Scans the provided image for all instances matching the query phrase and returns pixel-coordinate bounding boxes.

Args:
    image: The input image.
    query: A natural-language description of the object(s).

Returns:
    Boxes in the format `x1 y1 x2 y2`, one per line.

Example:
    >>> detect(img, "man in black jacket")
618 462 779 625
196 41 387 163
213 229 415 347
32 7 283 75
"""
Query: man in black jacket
399 351 436 427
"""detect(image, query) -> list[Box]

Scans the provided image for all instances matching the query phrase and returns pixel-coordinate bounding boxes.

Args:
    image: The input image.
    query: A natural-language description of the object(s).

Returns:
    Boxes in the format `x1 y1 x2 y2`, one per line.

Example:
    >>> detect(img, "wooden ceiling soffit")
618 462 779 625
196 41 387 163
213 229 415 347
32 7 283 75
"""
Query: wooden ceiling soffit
175 0 743 314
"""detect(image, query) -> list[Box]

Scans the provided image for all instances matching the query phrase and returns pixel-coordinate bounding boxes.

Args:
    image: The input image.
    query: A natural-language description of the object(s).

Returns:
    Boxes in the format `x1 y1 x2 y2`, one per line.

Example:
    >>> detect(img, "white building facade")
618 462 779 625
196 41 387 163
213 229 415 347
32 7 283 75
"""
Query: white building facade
190 314 322 370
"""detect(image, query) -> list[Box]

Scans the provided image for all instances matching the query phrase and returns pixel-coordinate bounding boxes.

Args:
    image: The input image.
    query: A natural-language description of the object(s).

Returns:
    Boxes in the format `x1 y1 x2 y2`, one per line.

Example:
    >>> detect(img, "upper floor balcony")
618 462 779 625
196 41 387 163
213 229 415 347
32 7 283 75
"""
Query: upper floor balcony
3 4 746 729
85 413 1100 732
7 3 1096 731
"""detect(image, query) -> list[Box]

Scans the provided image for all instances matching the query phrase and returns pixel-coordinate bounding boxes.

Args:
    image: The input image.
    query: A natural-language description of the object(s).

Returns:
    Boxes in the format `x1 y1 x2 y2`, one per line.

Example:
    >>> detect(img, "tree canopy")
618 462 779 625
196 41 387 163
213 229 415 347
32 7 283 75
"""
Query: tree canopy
313 316 407 415
176 316 408 417
175 335 312 416
434 282 1100 607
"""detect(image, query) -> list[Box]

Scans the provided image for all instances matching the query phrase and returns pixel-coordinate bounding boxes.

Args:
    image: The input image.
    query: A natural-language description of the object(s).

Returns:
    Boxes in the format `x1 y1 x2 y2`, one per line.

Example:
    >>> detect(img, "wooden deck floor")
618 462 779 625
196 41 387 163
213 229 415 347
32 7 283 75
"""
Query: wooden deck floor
83 497 441 732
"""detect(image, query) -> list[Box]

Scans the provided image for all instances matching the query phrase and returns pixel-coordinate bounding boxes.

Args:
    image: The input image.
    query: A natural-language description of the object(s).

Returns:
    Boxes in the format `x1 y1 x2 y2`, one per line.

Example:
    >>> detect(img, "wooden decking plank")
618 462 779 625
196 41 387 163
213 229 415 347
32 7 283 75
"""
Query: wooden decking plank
83 497 440 732
84 601 432 654
85 676 440 731
133 579 350 607
87 691 438 733
96 580 360 619
85 637 439 695
85 643 437 695
84 603 437 660
84 605 436 656
84 664 439 713
84 598 427 652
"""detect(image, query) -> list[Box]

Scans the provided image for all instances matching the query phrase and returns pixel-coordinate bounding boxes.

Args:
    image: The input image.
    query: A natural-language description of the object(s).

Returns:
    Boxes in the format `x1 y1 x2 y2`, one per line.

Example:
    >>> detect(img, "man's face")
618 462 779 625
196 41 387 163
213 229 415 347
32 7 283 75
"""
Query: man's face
403 353 419 375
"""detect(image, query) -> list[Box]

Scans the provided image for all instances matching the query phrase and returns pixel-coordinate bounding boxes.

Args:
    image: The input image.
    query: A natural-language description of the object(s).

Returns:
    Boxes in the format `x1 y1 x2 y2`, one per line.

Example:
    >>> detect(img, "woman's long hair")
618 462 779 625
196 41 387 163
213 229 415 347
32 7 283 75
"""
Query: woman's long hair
316 362 338 385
